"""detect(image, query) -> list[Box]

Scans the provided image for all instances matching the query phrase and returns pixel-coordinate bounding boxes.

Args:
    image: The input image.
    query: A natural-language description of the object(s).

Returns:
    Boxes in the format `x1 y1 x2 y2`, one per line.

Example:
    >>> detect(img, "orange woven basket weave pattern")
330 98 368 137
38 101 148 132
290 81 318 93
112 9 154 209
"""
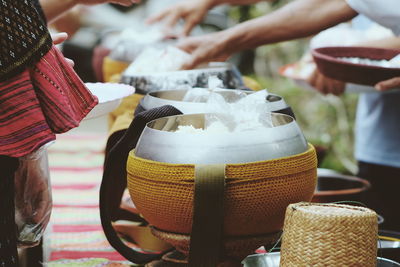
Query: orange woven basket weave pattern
280 202 378 267
127 145 317 236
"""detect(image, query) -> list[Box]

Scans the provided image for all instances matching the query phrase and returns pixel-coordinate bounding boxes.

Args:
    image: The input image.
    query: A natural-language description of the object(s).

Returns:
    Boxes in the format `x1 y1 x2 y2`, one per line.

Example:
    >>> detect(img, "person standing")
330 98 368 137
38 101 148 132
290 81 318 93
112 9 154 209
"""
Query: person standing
0 0 136 265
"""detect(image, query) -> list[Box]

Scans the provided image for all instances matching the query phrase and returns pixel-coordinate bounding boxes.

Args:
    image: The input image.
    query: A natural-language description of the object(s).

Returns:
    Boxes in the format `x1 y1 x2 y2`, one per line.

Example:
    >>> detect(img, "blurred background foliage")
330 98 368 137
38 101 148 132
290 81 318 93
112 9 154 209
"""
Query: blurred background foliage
230 1 359 174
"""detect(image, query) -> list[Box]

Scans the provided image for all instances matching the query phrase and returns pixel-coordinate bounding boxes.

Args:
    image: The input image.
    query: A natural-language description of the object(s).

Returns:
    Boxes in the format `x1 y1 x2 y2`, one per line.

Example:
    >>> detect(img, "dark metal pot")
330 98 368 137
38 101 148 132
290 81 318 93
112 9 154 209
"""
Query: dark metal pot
242 252 400 267
379 230 400 263
312 172 370 203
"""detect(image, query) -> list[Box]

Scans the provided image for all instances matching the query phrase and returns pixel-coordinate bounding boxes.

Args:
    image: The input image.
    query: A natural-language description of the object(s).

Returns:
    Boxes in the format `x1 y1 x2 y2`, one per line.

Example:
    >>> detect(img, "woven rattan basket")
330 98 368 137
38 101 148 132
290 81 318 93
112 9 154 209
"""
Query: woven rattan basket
280 202 378 267
127 144 317 237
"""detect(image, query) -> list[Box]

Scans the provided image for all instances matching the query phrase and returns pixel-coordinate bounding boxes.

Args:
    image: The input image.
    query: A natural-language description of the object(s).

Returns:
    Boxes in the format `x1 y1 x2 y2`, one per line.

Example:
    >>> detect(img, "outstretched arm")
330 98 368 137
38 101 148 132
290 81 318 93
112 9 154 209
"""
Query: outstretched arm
178 0 358 69
223 0 356 52
147 0 265 37
39 0 139 23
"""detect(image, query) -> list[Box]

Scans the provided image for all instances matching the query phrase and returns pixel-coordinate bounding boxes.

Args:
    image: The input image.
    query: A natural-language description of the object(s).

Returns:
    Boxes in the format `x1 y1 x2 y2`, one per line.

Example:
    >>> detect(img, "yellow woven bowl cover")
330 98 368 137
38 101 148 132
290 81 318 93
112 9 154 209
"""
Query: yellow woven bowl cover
127 144 317 236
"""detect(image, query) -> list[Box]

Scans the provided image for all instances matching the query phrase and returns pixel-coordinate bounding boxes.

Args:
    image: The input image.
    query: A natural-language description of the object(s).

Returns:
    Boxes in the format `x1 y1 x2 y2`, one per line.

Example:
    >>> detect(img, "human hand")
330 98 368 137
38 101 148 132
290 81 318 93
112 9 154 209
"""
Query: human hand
146 0 213 37
51 32 75 67
52 32 68 45
177 32 231 69
14 154 52 227
307 69 345 96
375 77 400 91
76 0 139 6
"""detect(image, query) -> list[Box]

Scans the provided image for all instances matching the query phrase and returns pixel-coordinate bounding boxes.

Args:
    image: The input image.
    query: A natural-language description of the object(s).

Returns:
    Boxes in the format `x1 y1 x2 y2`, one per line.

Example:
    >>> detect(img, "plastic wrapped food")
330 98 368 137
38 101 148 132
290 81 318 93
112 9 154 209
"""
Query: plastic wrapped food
121 62 245 94
124 46 191 74
14 144 52 248
108 27 169 63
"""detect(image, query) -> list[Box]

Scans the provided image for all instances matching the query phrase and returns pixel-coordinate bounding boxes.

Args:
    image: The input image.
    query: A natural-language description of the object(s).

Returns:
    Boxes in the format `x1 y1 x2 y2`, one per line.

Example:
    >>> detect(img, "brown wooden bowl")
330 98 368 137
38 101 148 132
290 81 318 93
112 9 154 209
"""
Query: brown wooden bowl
312 46 400 86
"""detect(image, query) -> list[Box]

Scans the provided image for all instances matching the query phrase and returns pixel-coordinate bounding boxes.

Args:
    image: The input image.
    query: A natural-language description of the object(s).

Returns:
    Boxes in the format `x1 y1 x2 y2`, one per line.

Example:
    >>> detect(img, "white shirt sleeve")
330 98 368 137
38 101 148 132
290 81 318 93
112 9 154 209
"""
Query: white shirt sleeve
346 0 400 36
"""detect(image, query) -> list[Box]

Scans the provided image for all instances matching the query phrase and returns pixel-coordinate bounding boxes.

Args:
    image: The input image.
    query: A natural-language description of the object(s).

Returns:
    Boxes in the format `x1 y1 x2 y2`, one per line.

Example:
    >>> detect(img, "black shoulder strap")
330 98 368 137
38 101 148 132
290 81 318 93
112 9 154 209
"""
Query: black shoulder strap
100 105 182 264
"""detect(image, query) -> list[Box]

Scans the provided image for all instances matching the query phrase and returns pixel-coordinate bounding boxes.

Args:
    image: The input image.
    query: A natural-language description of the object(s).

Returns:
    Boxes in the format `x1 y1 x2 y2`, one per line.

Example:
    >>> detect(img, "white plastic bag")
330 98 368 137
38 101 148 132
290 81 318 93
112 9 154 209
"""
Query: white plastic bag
182 77 274 132
124 46 191 74
14 145 52 248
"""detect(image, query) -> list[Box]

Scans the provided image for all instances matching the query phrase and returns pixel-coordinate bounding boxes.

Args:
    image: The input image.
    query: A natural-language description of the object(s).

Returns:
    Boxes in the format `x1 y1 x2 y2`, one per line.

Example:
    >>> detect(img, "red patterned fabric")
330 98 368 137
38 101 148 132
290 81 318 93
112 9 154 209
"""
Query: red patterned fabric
0 45 98 157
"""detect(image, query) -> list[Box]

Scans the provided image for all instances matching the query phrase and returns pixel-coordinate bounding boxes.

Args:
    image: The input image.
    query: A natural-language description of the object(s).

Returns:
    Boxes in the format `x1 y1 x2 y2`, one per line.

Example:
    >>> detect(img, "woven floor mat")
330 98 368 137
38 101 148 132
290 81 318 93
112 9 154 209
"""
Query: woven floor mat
44 134 139 266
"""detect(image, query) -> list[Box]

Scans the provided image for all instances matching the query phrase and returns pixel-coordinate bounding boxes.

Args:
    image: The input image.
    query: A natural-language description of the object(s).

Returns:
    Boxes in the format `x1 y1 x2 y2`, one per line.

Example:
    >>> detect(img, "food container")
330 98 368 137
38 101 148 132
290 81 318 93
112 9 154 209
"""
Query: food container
312 172 370 203
280 203 378 267
84 82 135 120
312 47 400 86
135 113 307 164
120 62 245 94
136 89 295 118
242 252 280 267
379 230 400 263
127 112 317 264
279 62 376 93
241 253 400 267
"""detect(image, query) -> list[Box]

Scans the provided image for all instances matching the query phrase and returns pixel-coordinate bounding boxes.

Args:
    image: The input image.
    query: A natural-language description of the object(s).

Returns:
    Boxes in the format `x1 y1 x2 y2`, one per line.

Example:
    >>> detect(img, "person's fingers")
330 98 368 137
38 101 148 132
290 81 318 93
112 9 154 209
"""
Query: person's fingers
85 0 133 5
181 47 210 70
113 0 134 6
181 14 203 37
163 11 182 34
375 77 400 91
181 57 196 70
307 70 318 89
176 38 198 53
307 71 320 92
331 80 345 96
313 72 327 94
181 19 197 37
180 45 204 69
146 9 170 24
325 77 335 95
32 183 51 223
181 51 229 70
65 58 75 67
51 32 68 45
177 33 227 69
105 0 135 6
329 80 339 96
308 70 344 95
